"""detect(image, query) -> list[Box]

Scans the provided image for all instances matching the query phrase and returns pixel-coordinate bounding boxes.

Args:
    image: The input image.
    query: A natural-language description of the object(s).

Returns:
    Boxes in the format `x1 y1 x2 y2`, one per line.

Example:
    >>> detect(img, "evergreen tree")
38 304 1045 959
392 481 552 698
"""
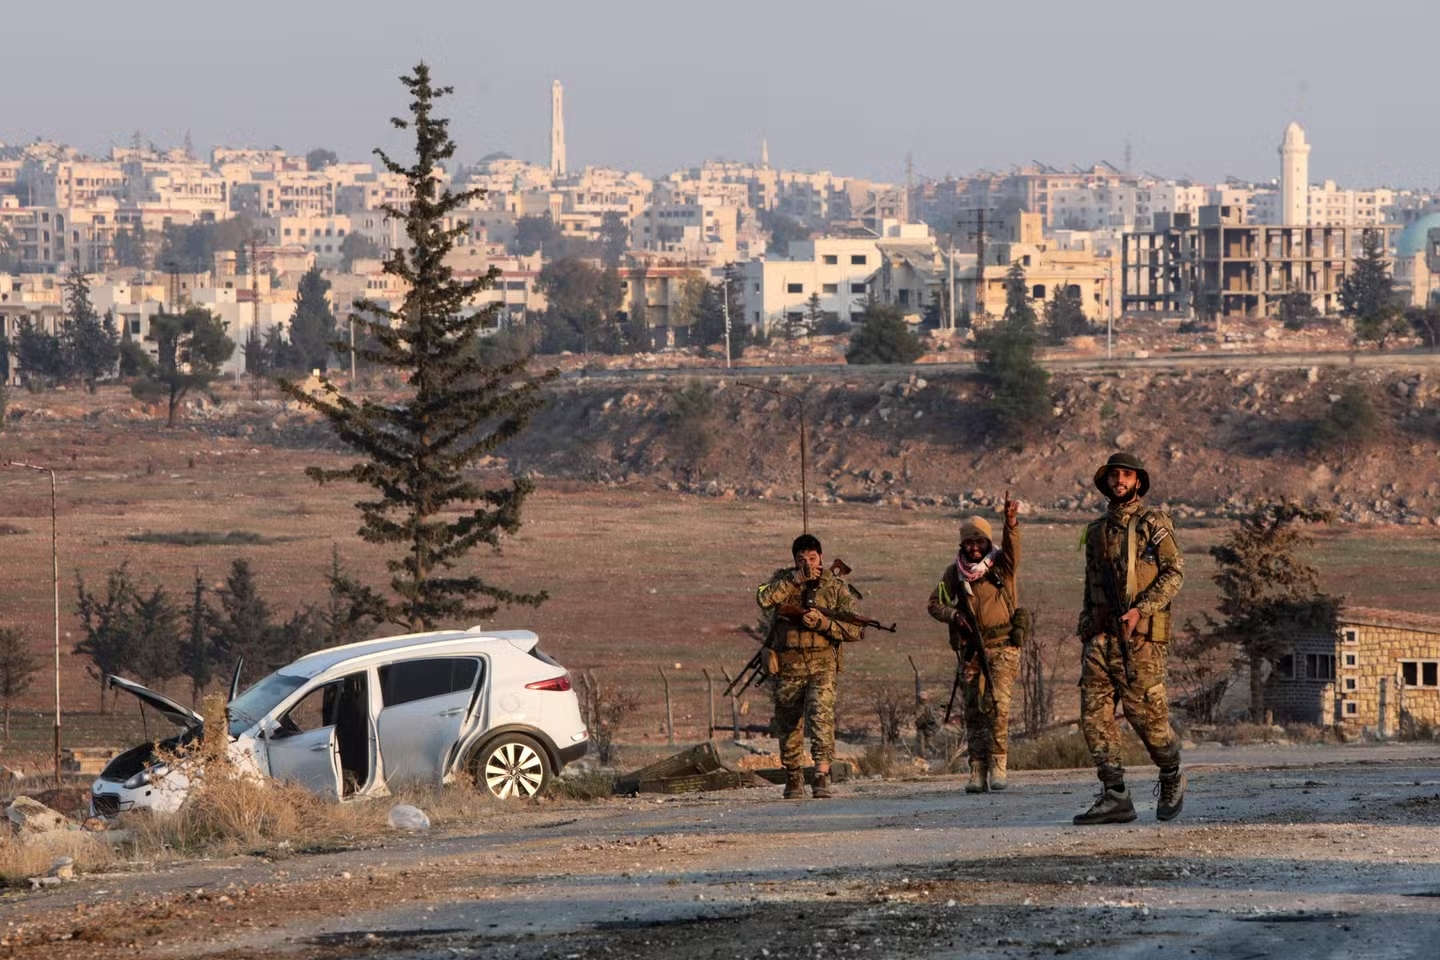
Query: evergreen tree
1043 283 1090 342
14 319 63 390
212 558 277 675
1182 501 1341 721
183 570 213 706
60 268 120 391
289 266 337 372
130 584 184 685
131 306 236 426
846 301 924 365
74 563 144 712
974 261 1051 444
0 627 39 737
278 63 554 631
1277 286 1321 331
1339 229 1405 346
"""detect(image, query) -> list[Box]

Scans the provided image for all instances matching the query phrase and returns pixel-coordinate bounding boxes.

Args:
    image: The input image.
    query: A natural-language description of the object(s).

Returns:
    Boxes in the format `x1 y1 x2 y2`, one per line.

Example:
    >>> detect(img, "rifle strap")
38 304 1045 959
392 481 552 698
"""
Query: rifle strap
1124 513 1140 606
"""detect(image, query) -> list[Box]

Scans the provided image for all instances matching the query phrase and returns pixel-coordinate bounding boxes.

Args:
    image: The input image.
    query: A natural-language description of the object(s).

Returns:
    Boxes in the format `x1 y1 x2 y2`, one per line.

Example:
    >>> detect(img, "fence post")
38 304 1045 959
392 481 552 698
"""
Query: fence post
720 667 741 739
702 669 715 740
658 666 674 746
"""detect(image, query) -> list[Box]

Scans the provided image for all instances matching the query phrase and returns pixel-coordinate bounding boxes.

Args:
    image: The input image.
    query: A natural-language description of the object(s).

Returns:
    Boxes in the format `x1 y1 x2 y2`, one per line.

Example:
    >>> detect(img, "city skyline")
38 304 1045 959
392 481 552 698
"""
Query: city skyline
7 0 1438 189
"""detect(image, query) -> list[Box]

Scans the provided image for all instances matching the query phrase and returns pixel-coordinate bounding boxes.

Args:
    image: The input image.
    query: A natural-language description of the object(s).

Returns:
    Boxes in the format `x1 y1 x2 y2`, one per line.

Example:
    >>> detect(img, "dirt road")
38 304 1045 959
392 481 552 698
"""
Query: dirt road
5 743 1440 959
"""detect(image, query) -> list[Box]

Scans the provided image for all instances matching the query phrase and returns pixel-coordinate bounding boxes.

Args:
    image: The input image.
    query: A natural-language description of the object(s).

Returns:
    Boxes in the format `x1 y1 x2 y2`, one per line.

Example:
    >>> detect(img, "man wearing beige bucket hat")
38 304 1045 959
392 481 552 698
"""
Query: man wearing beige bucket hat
927 494 1022 793
1074 452 1186 825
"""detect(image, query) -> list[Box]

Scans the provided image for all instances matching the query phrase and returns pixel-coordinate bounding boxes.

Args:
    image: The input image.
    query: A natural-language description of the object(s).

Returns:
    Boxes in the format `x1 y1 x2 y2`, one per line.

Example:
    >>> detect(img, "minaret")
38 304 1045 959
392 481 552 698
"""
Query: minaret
760 135 769 169
550 80 567 179
1279 121 1309 226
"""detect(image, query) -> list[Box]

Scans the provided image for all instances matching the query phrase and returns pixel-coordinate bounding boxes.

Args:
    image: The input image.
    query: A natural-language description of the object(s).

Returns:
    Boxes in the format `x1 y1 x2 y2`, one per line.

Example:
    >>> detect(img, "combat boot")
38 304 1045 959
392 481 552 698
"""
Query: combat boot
988 755 1009 791
811 770 833 799
965 760 989 794
1073 785 1136 825
783 771 806 800
1155 767 1186 822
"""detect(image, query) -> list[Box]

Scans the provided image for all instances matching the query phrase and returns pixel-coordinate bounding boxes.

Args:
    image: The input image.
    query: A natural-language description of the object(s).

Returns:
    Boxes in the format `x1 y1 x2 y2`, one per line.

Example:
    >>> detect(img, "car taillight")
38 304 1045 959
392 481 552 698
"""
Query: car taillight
525 675 572 692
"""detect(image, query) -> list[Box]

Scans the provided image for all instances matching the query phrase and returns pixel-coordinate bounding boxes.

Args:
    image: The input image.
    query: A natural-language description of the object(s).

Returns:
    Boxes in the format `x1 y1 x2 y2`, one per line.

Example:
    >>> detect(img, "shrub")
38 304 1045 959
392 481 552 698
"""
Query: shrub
1006 730 1148 770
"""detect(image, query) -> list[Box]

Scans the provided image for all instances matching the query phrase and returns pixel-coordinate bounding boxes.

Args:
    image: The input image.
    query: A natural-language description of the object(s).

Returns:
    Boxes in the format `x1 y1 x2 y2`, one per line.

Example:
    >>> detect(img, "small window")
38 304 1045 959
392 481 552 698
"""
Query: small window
787 283 803 294
1344 701 1358 716
1344 677 1358 691
1032 285 1046 299
822 283 838 294
1344 653 1357 667
1275 654 1295 679
1341 628 1359 644
823 254 838 265
850 254 866 265
1304 654 1334 681
850 283 867 294
379 658 480 706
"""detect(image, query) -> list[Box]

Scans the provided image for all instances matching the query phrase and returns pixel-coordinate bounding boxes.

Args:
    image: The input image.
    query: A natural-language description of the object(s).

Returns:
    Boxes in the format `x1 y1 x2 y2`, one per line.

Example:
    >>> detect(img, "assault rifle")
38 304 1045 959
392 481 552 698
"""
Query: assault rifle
723 647 768 698
1098 562 1136 685
775 603 897 634
946 600 996 719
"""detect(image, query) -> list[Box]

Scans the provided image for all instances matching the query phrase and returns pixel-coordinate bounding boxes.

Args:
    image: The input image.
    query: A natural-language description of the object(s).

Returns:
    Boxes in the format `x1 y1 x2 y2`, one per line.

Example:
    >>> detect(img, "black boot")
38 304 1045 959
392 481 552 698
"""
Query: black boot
1155 767 1186 822
1073 783 1136 825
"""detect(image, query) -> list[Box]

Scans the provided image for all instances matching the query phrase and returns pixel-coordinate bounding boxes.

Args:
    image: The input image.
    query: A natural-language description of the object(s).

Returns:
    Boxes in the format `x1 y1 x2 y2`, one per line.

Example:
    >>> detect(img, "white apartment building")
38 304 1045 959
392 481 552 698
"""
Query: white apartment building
738 229 914 333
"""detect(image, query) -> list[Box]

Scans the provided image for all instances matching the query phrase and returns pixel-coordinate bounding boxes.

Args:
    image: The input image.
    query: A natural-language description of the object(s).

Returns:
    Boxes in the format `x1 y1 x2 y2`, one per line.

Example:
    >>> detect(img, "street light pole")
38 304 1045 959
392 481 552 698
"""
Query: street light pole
721 274 733 370
6 460 60 784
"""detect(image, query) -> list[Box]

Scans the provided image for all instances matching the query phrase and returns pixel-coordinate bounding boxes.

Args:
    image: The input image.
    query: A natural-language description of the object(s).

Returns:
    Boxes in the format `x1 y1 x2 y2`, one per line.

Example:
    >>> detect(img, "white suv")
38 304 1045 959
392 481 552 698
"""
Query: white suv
90 628 589 816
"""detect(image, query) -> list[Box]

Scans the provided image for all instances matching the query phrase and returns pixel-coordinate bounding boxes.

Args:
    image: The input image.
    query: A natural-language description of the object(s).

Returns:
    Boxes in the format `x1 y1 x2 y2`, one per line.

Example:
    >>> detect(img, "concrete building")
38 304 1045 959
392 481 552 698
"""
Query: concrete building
1123 204 1393 318
1266 607 1440 739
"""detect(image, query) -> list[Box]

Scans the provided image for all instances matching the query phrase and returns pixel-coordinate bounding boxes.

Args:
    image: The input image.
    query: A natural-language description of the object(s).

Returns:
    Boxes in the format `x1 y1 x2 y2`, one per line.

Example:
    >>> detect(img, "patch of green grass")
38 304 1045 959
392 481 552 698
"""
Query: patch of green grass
127 530 273 546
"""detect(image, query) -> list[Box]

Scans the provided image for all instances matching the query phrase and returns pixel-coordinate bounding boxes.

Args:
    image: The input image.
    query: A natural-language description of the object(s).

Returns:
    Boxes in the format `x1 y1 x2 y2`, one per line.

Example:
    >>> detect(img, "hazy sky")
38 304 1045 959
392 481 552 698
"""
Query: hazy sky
8 0 1437 189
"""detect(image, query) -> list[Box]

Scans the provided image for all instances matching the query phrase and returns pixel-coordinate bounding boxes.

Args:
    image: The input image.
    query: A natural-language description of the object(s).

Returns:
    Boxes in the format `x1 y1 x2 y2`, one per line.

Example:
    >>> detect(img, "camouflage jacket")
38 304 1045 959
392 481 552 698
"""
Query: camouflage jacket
1077 499 1183 642
926 523 1020 649
756 567 863 653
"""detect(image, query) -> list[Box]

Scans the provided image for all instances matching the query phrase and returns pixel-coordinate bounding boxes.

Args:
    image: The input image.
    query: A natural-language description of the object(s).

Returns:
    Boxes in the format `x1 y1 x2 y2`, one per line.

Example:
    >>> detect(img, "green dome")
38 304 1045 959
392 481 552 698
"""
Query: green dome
1396 213 1440 258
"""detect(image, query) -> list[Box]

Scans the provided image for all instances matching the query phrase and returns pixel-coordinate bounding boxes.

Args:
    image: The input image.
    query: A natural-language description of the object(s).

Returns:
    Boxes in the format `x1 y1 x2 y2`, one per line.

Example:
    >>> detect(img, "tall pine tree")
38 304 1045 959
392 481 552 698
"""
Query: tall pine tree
279 63 553 631
289 266 337 373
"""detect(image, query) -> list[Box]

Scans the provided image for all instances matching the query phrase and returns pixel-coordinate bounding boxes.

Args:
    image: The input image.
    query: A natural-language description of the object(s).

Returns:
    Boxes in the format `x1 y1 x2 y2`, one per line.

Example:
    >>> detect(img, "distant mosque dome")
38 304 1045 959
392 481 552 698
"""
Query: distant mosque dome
1396 213 1440 258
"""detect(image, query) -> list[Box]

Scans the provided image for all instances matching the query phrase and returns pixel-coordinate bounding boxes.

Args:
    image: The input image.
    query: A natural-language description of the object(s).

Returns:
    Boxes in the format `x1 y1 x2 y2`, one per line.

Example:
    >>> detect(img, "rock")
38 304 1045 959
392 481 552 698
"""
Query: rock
5 796 71 836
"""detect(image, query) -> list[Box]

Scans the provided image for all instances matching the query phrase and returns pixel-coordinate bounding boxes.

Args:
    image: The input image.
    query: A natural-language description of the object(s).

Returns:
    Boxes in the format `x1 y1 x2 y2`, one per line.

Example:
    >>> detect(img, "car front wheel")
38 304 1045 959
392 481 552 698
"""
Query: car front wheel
473 734 552 799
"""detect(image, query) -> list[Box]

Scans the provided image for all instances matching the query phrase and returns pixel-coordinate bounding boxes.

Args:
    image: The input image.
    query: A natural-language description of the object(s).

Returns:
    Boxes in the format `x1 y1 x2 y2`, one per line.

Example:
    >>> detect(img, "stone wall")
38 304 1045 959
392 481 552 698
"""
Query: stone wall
1266 621 1440 735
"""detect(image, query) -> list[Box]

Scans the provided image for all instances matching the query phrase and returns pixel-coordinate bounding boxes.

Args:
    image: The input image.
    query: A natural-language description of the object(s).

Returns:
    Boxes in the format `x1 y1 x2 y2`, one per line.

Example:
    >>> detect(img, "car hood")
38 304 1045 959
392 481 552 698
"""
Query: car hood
107 675 205 733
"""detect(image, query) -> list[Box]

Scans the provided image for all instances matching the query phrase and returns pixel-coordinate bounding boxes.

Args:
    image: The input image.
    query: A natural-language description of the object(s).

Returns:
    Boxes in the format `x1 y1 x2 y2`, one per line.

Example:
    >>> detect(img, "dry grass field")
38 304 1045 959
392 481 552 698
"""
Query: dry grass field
2 383 1439 776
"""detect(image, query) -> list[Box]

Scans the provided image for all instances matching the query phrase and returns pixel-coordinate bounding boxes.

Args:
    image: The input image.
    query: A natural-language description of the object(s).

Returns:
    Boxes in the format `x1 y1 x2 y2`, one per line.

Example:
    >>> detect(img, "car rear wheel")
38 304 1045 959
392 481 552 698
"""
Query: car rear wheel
473 734 552 799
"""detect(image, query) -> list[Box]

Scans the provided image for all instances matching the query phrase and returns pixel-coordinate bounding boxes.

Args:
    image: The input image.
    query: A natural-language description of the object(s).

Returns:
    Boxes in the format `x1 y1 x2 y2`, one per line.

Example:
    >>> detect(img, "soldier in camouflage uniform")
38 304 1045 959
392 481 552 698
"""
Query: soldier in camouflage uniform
1074 452 1187 825
926 496 1021 793
756 534 864 799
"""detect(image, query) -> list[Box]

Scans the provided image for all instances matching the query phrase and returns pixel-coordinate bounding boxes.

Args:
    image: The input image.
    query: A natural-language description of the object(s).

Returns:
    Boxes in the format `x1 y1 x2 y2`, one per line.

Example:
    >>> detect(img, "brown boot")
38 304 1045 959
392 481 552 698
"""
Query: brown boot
965 760 989 794
988 755 1008 791
812 770 833 799
783 771 806 800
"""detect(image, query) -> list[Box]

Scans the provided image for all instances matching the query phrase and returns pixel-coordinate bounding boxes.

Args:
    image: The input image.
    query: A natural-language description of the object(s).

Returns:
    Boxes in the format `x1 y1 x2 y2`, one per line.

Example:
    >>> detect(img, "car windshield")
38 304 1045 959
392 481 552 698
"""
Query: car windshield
227 672 308 736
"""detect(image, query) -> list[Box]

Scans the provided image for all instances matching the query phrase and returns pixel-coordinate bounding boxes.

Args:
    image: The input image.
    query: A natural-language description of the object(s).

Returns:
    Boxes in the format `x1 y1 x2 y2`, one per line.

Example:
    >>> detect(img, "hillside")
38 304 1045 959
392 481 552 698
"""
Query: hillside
493 358 1438 526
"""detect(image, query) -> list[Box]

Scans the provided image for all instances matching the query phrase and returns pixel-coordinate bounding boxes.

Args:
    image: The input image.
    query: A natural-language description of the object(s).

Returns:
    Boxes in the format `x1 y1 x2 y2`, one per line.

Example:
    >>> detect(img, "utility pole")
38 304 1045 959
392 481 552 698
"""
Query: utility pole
957 209 990 322
721 275 732 370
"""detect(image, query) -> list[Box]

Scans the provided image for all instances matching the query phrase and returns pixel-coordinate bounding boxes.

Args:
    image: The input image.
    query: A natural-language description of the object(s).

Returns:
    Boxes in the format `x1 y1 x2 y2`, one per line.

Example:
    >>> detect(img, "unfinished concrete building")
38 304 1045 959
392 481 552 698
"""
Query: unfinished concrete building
1122 204 1395 318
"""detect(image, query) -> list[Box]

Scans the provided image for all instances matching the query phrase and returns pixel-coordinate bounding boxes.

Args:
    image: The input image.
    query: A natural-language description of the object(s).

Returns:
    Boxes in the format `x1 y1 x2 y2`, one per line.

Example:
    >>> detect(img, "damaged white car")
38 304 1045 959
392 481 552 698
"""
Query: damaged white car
91 628 589 816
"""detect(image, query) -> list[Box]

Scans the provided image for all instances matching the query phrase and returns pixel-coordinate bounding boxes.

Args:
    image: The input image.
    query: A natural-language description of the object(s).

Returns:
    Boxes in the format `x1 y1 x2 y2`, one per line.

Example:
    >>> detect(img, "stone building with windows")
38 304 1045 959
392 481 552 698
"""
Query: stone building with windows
1267 606 1440 738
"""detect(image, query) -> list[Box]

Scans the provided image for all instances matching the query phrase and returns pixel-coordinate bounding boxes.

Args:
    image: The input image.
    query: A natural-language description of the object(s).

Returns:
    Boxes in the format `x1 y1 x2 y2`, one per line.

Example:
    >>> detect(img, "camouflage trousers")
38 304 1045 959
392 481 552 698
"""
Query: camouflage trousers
1078 632 1181 783
962 645 1021 762
772 655 838 771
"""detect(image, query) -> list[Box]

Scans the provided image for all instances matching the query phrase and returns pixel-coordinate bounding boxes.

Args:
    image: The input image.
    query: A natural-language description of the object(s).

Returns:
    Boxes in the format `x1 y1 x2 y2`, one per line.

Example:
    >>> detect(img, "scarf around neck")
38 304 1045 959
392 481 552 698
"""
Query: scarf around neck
955 545 1001 583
